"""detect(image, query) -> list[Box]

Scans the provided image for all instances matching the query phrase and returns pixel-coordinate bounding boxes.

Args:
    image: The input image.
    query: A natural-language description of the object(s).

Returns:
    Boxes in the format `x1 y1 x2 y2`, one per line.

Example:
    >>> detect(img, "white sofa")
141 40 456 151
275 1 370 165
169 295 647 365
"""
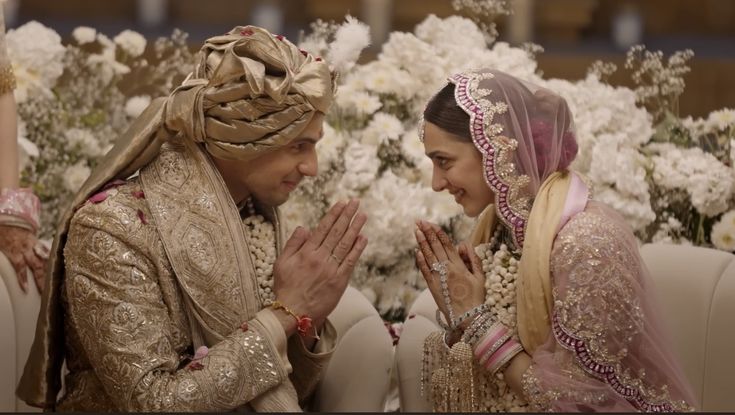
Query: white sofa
0 252 393 412
396 243 735 412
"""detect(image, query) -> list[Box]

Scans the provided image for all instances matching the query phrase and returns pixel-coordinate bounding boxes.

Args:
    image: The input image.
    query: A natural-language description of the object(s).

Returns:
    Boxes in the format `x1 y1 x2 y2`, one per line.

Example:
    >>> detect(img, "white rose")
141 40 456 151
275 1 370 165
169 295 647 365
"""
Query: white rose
63 161 92 192
6 21 66 103
114 30 147 57
711 213 735 252
72 26 97 44
125 95 152 118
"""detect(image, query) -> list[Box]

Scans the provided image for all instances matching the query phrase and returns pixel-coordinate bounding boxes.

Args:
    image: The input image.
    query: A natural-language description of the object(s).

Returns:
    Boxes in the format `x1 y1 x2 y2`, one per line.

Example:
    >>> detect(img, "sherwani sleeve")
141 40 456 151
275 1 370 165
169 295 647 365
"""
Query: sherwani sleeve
63 200 292 412
287 320 337 404
519 208 696 412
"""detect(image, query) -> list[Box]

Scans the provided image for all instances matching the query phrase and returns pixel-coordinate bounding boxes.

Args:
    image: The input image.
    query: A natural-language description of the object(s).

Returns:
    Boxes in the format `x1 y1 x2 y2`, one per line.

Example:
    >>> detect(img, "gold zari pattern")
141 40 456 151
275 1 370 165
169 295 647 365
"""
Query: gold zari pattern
0 65 15 95
520 207 694 412
57 181 285 411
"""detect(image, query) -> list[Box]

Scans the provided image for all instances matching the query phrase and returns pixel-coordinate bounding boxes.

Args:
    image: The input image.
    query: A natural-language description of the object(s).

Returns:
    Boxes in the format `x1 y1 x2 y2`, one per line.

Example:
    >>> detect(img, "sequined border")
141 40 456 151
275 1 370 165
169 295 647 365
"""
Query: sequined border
551 311 675 412
449 72 531 249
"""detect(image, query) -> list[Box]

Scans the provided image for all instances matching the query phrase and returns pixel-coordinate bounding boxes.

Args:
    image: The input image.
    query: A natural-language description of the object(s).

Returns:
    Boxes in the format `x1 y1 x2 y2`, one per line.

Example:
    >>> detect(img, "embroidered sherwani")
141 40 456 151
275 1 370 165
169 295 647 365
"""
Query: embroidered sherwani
54 142 336 411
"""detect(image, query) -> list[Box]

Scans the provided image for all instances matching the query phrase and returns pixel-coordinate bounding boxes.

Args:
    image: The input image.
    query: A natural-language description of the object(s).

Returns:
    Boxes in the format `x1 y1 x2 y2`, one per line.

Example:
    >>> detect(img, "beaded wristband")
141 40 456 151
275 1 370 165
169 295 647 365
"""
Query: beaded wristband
461 311 495 346
451 303 489 330
271 300 319 339
0 188 41 233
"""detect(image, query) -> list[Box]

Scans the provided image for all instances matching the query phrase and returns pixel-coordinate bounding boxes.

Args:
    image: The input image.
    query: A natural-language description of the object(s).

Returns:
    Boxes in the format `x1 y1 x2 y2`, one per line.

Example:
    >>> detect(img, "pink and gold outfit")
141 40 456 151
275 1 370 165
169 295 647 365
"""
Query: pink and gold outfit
421 69 697 412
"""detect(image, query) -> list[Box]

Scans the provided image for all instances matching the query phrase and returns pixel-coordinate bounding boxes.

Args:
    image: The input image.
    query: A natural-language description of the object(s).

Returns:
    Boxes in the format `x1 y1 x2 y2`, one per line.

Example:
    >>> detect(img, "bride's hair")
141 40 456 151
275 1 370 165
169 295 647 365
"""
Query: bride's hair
423 83 471 141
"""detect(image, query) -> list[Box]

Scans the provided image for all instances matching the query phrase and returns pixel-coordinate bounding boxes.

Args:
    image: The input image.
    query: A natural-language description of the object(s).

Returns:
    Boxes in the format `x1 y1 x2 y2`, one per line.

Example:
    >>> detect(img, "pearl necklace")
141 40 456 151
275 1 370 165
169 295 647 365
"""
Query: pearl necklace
242 198 277 307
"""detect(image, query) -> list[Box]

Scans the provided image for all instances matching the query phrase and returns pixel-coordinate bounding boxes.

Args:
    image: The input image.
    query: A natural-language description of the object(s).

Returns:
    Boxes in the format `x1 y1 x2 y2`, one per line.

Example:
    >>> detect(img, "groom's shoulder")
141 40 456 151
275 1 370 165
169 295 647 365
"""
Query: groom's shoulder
69 178 152 239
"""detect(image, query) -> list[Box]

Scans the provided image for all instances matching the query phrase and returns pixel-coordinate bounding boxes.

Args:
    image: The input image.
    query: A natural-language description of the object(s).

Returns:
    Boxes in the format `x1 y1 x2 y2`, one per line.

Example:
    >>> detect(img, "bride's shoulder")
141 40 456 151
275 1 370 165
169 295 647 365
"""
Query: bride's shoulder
552 201 639 260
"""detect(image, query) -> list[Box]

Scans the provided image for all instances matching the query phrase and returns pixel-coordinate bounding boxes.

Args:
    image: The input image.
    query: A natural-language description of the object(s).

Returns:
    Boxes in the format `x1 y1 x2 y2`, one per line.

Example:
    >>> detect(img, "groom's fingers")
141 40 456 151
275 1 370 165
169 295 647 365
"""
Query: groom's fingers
337 234 368 277
282 226 310 258
306 201 347 249
331 211 367 262
319 199 360 255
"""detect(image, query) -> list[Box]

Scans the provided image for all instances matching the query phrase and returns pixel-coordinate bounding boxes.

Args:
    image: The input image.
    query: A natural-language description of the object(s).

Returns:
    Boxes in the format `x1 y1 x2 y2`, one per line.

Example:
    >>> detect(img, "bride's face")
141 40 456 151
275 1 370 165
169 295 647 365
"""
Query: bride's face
423 122 494 217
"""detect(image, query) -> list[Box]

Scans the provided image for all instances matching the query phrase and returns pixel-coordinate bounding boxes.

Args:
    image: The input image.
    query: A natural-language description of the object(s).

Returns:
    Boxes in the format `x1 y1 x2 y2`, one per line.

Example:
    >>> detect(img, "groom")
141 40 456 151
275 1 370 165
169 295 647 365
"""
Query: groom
18 26 369 411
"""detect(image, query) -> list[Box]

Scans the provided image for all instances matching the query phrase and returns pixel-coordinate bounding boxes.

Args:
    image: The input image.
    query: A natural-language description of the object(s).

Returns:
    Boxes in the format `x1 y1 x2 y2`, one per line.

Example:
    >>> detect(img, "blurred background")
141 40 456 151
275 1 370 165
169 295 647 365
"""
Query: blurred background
4 0 734 117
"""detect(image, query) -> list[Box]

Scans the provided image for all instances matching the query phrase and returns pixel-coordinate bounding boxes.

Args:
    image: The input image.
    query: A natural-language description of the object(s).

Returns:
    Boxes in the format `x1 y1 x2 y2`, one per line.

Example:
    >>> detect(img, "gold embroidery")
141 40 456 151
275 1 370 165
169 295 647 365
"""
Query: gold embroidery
549 207 693 412
57 180 287 411
0 65 15 95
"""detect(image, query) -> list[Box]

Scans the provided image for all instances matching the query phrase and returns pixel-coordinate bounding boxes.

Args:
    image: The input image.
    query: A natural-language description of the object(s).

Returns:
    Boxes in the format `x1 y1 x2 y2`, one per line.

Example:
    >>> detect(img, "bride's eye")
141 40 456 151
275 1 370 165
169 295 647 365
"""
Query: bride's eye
435 157 449 168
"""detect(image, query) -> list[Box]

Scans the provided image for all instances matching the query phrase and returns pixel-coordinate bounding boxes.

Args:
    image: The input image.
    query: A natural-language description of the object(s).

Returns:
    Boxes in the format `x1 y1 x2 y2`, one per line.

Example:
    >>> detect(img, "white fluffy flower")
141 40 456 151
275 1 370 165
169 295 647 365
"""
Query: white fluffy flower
339 142 380 191
711 211 735 252
327 16 370 74
415 15 486 57
72 26 97 44
5 21 66 103
335 85 382 116
400 128 425 164
360 171 432 266
356 61 420 99
114 30 147 58
315 123 345 171
706 108 735 131
65 128 103 158
88 33 130 83
652 144 734 217
125 95 152 118
361 112 404 146
63 161 92 192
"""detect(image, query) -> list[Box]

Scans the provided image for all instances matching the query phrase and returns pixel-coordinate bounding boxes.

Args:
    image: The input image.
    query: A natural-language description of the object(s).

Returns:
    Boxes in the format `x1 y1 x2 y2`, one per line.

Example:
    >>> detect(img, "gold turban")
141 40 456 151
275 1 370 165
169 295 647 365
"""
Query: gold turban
17 25 336 408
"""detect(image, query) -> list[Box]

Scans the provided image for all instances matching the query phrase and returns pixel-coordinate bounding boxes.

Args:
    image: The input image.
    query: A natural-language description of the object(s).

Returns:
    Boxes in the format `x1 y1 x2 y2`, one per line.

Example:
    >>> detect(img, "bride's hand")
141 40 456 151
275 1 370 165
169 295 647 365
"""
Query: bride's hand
413 220 485 328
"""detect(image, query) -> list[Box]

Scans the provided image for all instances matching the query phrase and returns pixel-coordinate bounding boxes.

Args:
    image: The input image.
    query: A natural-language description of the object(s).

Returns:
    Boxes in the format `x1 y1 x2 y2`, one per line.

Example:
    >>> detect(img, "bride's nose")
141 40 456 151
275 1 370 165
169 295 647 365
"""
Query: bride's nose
431 169 448 192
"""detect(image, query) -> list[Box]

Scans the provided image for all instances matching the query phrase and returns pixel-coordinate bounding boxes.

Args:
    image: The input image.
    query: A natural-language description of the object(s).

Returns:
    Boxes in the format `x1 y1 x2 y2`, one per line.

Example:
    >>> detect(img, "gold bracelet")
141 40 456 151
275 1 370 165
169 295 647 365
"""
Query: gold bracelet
271 300 318 339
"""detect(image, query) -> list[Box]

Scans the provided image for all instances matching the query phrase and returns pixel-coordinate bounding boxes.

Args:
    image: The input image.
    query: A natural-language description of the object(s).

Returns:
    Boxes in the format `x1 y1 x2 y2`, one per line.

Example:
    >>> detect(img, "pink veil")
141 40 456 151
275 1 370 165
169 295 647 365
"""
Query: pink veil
448 69 698 411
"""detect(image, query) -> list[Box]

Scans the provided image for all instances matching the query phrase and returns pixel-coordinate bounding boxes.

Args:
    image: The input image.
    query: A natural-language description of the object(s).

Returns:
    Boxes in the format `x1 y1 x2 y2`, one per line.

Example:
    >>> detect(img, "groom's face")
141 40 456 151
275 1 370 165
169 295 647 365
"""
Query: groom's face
423 122 494 217
213 113 325 207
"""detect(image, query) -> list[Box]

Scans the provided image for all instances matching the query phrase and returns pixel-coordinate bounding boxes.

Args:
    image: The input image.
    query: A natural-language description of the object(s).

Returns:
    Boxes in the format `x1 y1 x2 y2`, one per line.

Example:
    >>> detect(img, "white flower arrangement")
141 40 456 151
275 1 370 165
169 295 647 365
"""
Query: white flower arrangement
284 15 735 319
15 11 735 320
11 22 194 237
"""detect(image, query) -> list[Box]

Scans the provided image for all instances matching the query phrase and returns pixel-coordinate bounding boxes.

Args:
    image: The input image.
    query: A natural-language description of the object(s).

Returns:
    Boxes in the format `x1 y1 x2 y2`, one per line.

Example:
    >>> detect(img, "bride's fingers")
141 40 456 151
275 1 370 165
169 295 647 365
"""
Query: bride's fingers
415 227 440 268
417 221 448 262
458 243 473 271
434 226 463 263
415 249 432 281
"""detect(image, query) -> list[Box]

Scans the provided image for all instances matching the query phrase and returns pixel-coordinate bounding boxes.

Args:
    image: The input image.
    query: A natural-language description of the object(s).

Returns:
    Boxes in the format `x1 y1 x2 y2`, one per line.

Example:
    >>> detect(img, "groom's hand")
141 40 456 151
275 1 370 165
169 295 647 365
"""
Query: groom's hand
273 199 368 325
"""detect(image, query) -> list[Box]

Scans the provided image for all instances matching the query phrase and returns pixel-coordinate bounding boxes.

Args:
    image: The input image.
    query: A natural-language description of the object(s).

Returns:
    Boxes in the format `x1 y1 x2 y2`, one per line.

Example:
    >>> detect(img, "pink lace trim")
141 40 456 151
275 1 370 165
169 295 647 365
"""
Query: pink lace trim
552 312 675 412
450 72 528 248
0 188 41 232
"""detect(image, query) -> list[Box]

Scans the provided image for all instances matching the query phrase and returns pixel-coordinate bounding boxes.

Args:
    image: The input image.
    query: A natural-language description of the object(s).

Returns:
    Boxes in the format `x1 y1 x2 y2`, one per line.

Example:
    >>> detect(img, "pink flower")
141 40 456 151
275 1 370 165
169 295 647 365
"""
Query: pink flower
88 191 108 204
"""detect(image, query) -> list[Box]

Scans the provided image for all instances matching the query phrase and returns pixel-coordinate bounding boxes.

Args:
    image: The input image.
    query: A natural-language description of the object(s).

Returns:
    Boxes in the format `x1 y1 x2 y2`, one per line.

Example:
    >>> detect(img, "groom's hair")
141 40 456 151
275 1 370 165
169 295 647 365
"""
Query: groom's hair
423 83 472 142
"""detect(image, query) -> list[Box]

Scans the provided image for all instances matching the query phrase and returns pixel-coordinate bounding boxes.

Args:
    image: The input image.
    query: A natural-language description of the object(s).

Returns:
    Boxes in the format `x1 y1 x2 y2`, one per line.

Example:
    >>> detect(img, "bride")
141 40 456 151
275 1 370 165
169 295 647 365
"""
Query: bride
407 68 697 412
